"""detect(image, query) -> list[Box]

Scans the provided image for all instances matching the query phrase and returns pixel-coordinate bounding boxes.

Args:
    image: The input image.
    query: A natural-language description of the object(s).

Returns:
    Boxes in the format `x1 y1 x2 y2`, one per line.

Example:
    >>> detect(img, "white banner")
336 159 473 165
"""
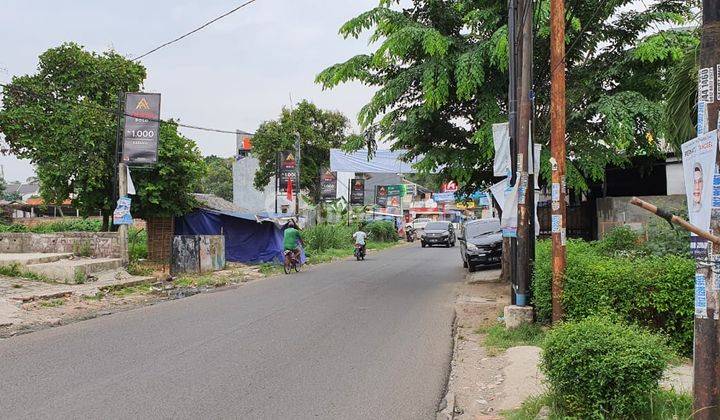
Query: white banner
489 178 509 212
493 123 510 177
682 130 718 234
500 180 518 238
533 143 542 190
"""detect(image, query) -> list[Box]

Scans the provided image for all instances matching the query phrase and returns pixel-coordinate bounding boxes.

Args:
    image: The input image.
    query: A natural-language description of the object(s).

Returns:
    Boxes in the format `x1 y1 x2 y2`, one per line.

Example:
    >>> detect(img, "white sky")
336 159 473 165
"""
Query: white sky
0 0 380 182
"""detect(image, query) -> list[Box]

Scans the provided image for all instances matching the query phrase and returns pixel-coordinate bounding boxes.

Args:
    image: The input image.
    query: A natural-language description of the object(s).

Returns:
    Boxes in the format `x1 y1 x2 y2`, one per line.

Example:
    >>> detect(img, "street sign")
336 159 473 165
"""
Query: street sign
433 192 456 203
350 178 365 204
122 93 160 166
386 184 407 196
320 169 337 201
278 151 297 192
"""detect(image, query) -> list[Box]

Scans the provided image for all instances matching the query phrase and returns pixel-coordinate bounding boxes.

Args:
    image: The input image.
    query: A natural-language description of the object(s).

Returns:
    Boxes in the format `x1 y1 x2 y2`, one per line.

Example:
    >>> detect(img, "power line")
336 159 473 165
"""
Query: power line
0 82 251 135
132 0 259 62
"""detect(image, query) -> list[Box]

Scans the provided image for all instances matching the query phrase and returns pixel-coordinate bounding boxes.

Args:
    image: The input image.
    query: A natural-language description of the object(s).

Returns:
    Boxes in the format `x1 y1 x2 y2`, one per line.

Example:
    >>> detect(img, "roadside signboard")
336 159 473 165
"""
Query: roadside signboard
122 92 160 166
433 192 456 203
375 185 388 206
441 181 459 193
278 151 297 192
386 184 407 196
320 169 337 201
350 178 365 205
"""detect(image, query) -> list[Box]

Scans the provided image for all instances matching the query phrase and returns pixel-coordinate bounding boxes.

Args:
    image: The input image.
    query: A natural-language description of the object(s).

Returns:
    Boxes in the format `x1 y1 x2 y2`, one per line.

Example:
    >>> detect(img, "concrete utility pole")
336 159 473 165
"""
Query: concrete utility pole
695 1 720 417
505 0 519 289
549 0 567 322
514 0 534 306
117 163 129 265
295 132 301 216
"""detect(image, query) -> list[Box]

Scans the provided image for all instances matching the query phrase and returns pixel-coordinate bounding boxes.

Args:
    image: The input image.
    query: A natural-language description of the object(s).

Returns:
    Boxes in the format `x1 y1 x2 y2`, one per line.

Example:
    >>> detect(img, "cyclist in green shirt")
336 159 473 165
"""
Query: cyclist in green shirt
283 220 304 261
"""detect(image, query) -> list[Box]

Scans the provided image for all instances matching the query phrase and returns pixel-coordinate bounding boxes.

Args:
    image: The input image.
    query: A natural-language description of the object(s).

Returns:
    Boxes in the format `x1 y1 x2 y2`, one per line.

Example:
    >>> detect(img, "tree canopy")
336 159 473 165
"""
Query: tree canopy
317 0 698 192
0 42 205 226
197 155 234 202
252 100 360 203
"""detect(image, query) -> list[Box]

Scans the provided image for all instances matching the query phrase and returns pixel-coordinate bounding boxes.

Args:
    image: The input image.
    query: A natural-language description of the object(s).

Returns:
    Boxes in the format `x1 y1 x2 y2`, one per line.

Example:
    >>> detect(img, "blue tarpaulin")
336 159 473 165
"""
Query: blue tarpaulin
175 209 289 264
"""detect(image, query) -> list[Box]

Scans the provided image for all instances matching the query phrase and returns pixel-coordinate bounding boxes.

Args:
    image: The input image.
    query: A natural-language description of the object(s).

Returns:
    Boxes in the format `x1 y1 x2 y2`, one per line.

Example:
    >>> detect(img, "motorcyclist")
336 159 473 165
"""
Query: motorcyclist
283 220 304 262
352 224 367 256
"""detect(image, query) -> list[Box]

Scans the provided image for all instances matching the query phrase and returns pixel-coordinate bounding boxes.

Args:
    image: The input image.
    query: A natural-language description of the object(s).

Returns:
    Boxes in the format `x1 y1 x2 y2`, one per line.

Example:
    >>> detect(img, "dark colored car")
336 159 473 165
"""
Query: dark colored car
420 221 456 248
459 219 502 271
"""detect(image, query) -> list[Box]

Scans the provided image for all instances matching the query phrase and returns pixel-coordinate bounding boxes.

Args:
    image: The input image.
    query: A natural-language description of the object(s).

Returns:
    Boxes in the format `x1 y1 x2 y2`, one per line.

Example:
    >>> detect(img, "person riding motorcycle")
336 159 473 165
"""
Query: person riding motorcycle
283 220 304 262
352 225 367 257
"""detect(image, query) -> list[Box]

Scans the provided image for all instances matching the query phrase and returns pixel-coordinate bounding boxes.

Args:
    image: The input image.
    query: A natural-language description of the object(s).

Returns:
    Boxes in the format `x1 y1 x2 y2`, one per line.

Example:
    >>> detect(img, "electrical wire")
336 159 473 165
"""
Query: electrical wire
0 81 251 135
131 0 259 61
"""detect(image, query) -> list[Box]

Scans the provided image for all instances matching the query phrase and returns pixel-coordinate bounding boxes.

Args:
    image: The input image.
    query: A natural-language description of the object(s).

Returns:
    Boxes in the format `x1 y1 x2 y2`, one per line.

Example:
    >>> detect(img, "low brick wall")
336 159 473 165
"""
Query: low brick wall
0 232 121 258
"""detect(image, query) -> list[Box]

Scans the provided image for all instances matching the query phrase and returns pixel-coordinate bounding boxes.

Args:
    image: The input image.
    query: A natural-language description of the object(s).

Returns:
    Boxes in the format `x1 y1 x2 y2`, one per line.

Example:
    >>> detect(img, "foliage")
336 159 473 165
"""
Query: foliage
318 1 697 193
506 389 691 420
0 219 102 233
595 225 641 256
0 42 146 222
533 239 695 354
197 155 233 202
129 227 148 261
644 218 690 257
130 121 205 219
0 43 206 228
365 220 399 242
477 323 545 355
251 100 361 203
541 316 671 418
303 223 356 253
664 30 699 149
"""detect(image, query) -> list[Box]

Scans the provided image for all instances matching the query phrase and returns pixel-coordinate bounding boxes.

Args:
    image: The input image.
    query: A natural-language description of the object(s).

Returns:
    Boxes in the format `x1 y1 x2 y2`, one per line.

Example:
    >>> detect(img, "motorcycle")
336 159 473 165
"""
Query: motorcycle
406 226 416 242
354 243 366 261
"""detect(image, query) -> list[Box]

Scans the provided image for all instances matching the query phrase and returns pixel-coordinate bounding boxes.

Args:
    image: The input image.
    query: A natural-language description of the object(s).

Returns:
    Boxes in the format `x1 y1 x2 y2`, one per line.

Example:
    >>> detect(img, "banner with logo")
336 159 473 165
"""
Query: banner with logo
320 169 337 201
682 130 717 235
433 192 456 203
123 92 161 165
375 185 388 206
112 196 133 225
278 151 297 193
350 178 365 205
386 184 407 197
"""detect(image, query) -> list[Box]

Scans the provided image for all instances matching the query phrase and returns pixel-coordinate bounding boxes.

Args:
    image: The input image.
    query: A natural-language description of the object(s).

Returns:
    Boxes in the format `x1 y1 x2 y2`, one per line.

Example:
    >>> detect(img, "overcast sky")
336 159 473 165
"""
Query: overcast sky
0 0 380 182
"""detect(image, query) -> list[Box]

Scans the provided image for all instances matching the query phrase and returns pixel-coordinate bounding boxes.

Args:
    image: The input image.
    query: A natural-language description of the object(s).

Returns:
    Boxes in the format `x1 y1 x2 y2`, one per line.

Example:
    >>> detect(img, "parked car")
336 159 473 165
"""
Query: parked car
420 221 456 247
458 218 502 271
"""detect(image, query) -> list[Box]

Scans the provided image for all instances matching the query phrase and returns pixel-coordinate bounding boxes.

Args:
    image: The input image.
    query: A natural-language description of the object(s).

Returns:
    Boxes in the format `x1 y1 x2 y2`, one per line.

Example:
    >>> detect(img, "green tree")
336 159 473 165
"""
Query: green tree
197 155 234 202
0 42 205 228
317 0 697 193
130 122 205 219
252 100 360 203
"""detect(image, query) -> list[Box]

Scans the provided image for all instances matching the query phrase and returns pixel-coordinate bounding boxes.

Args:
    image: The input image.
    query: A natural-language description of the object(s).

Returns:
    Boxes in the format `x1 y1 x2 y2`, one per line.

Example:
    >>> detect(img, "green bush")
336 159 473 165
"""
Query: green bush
365 220 399 242
644 218 690 257
303 223 356 252
542 316 670 418
129 228 148 261
533 239 694 354
0 219 102 233
596 225 641 256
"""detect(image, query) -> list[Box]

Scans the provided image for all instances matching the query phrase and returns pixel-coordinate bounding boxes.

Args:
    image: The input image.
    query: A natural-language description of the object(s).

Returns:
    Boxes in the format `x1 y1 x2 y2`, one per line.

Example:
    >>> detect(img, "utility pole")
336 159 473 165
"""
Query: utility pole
114 92 129 265
549 0 566 322
295 132 301 216
694 1 720 417
514 0 533 306
505 0 519 290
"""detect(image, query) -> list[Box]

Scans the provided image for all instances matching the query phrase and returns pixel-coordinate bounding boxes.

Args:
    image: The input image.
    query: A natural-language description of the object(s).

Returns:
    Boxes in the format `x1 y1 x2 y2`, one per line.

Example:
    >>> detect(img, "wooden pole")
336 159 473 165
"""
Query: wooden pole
694 2 720 416
549 0 567 323
629 197 720 245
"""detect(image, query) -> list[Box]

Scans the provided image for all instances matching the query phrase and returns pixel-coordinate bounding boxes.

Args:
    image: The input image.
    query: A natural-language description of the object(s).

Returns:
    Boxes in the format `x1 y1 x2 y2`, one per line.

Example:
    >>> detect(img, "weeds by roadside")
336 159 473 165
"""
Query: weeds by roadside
39 298 65 308
476 323 545 356
108 282 154 298
173 275 229 288
0 263 55 283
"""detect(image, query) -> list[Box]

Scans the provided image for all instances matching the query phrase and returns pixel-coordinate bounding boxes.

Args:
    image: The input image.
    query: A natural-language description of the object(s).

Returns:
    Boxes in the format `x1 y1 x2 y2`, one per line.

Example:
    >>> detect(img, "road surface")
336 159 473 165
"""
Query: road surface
0 244 465 419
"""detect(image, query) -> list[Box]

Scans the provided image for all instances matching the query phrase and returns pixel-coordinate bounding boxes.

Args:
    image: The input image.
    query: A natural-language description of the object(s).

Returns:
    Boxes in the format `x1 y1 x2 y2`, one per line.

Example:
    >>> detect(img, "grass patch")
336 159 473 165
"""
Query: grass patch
109 282 154 297
505 390 692 420
258 263 283 276
173 275 228 288
82 292 104 301
39 298 65 308
127 261 153 276
305 240 400 264
476 323 545 356
0 263 55 283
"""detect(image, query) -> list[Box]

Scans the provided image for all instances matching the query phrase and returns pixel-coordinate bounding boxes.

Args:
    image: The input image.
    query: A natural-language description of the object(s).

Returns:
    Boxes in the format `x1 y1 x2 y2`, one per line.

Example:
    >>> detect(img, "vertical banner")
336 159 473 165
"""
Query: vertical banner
320 169 337 201
278 151 297 193
375 185 388 206
493 122 511 177
682 131 717 234
350 178 365 205
123 92 161 165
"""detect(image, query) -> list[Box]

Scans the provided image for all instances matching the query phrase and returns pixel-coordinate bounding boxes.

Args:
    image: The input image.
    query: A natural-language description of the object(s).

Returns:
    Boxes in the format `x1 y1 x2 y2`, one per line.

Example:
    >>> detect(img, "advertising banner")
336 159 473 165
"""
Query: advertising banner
493 122 510 177
433 192 456 203
112 196 133 225
320 169 337 201
350 178 365 205
386 184 407 197
123 92 160 166
682 130 717 234
375 185 388 206
278 151 297 193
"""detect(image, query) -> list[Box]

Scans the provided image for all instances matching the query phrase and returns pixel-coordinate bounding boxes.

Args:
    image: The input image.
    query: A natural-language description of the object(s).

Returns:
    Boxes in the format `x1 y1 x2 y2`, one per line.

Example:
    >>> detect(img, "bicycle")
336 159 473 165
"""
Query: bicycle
283 249 301 274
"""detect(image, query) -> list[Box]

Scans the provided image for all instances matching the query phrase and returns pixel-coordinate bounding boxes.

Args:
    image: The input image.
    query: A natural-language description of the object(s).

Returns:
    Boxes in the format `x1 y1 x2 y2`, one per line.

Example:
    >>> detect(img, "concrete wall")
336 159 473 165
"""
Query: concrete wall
233 155 276 213
171 235 225 275
0 232 120 257
596 195 686 238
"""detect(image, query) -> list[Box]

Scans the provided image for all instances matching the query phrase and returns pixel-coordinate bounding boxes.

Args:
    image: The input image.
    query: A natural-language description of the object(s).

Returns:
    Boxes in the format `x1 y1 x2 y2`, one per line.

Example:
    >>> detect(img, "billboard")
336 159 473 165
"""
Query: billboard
278 151 297 193
375 185 388 206
122 92 160 165
350 178 365 205
320 169 337 201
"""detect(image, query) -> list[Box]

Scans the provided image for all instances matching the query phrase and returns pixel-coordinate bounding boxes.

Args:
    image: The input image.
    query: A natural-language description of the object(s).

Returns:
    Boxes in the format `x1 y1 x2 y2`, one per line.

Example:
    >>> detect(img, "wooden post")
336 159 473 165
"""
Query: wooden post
549 0 567 322
694 1 720 417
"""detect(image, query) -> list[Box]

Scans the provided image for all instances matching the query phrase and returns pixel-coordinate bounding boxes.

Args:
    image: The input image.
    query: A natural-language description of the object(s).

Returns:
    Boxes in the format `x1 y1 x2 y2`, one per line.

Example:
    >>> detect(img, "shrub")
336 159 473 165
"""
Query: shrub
596 225 641 256
365 220 399 242
129 228 148 261
303 223 355 252
533 239 694 354
0 219 102 233
541 316 670 418
644 218 690 257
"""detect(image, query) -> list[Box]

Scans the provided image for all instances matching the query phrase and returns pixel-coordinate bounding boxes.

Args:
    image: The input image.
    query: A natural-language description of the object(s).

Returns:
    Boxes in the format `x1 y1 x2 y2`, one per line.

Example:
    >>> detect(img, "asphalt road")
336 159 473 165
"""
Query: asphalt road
0 244 465 420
